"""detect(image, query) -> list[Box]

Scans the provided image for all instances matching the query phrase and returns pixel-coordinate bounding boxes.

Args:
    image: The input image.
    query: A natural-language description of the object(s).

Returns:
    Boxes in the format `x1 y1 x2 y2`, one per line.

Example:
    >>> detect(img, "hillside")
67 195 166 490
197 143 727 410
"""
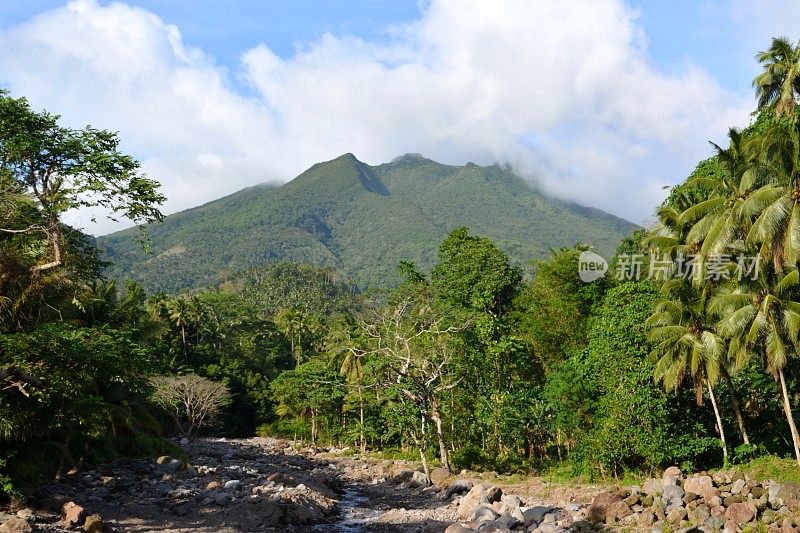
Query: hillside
98 153 637 292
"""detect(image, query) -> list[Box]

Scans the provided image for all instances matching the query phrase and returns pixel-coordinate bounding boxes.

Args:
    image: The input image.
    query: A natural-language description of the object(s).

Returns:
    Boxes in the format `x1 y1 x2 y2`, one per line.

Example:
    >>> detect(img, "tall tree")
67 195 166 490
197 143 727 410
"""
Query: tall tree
754 37 800 119
712 269 800 465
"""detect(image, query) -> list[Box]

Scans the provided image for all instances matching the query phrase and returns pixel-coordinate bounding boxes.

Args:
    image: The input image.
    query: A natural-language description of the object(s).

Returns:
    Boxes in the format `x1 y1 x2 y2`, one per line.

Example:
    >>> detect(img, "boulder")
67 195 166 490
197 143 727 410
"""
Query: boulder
409 471 431 488
83 514 105 532
496 513 522 528
778 482 800 511
666 507 687 525
429 467 451 487
473 505 499 523
606 500 632 521
444 479 473 499
484 486 503 503
522 506 553 527
457 484 489 521
0 518 32 533
224 479 241 491
725 502 757 525
684 475 714 496
61 502 86 528
663 484 685 511
444 525 473 533
587 491 623 523
642 478 662 496
731 479 747 495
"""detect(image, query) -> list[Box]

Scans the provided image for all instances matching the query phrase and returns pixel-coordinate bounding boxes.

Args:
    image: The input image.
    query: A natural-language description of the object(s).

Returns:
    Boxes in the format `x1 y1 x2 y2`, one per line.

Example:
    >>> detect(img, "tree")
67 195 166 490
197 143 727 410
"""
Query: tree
647 280 731 463
712 268 800 465
754 37 800 119
275 307 315 368
361 297 462 472
150 374 230 437
0 91 164 275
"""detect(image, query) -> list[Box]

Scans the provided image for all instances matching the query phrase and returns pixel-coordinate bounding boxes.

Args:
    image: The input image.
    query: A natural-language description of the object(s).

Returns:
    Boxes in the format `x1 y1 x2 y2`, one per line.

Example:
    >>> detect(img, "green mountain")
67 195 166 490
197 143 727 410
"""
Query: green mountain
98 153 637 293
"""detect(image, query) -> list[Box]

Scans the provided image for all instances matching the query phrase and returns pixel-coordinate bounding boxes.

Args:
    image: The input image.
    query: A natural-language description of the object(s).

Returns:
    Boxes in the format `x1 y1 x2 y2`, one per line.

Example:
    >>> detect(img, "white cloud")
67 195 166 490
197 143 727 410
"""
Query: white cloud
0 0 752 235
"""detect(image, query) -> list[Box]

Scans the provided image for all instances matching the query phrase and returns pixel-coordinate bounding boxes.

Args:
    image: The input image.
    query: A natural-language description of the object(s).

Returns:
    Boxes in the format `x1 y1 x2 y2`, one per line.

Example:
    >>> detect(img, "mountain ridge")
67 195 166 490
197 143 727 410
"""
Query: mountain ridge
98 153 637 293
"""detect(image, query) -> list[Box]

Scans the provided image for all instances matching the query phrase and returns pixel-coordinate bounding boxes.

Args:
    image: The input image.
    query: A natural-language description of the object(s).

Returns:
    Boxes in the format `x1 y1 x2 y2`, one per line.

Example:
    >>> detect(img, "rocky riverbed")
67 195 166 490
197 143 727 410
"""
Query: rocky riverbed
0 437 603 532
4 437 800 532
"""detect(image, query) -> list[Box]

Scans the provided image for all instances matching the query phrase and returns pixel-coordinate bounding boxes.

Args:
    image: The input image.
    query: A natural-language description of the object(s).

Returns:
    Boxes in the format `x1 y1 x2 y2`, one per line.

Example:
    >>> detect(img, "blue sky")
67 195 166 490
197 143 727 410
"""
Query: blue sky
0 1 795 233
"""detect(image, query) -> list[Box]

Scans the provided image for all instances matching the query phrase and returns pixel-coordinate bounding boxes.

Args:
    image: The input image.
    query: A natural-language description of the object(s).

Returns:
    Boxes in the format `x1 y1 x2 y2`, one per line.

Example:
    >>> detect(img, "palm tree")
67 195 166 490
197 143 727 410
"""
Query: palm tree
166 298 192 364
676 129 767 261
326 316 368 452
275 307 308 368
647 279 730 462
753 37 800 120
711 268 800 465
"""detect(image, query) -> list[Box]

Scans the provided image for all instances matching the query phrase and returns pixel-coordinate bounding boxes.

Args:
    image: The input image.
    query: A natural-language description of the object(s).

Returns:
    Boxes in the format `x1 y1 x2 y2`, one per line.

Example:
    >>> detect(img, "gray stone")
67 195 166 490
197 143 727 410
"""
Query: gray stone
213 492 229 506
473 505 499 522
522 506 552 527
496 513 522 528
663 484 685 511
444 479 473 499
730 479 746 495
410 471 431 488
642 478 663 496
224 479 242 491
180 437 189 445
444 525 473 533
768 482 782 507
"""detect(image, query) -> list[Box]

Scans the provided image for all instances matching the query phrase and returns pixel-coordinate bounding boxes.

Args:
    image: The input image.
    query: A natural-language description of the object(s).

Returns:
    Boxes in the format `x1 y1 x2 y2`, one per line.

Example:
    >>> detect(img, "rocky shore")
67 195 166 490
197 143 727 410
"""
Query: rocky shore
2 438 799 532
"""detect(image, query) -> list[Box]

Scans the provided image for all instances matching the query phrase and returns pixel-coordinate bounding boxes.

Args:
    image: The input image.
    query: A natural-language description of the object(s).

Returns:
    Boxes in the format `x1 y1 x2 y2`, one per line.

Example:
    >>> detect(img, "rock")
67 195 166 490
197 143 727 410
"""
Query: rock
61 501 86 528
606 500 632 521
213 492 229 506
666 507 687 525
663 466 682 481
485 485 503 503
704 515 725 530
430 467 451 487
445 479 474 499
663 484 685 511
724 519 741 532
688 504 710 525
522 506 552 527
637 509 655 527
769 482 782 507
496 513 522 528
723 495 743 506
224 479 242 491
725 502 757 525
684 475 714 496
624 493 639 506
752 486 765 499
13 510 32 523
444 525 473 533
731 479 747 495
778 482 800 511
410 471 431 488
587 492 623 523
83 514 105 532
473 505 499 522
0 518 32 533
156 455 170 465
206 481 221 490
179 437 189 445
458 484 490 521
642 478 662 496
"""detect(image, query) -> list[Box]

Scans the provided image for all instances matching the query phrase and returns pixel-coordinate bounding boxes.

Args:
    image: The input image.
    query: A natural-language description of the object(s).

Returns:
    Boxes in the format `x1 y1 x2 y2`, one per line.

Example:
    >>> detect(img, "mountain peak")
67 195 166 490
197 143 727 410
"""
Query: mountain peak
99 154 637 293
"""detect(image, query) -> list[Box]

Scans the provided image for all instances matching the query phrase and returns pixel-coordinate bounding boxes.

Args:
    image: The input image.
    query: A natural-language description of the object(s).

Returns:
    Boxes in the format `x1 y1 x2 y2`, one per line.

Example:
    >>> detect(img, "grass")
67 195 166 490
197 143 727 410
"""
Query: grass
729 454 800 484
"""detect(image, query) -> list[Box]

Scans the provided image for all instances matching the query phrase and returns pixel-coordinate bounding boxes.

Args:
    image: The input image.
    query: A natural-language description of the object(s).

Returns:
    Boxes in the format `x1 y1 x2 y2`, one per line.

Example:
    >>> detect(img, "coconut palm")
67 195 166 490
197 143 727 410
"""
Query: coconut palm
647 279 730 462
753 37 800 119
326 315 368 452
275 307 310 368
711 268 800 465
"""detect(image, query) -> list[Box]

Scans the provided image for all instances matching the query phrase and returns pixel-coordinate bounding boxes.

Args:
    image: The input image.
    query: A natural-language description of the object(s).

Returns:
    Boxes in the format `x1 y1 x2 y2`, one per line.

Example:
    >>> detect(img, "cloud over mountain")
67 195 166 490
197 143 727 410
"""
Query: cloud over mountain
0 0 755 234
